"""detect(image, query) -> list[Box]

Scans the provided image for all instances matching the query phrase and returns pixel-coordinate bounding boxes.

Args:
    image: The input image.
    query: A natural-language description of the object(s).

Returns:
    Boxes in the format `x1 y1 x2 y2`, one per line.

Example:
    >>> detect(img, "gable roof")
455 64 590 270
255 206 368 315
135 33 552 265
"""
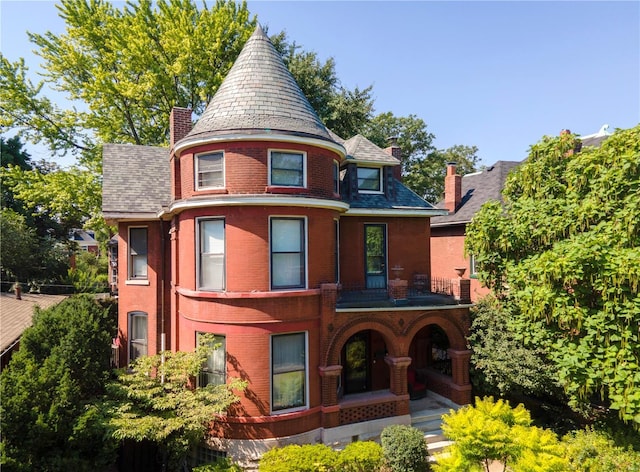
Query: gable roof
431 160 521 227
344 134 400 165
180 25 333 146
102 143 170 220
1 292 67 357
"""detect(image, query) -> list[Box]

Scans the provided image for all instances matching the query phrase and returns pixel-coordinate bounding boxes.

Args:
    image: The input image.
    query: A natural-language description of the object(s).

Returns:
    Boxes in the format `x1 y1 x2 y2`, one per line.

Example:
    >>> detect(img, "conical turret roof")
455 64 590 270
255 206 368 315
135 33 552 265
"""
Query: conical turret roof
182 25 332 143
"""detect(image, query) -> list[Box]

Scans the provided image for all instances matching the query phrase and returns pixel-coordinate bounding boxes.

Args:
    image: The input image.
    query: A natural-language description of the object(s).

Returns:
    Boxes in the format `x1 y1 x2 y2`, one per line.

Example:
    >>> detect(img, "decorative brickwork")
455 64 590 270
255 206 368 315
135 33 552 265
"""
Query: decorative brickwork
339 400 399 425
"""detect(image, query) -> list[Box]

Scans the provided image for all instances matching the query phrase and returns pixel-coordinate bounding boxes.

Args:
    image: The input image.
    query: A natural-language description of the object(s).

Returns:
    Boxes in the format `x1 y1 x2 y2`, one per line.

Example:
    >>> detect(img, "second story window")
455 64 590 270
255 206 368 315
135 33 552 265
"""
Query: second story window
128 227 147 279
271 217 306 290
196 152 224 189
198 219 225 290
270 151 305 187
333 160 340 194
357 166 382 193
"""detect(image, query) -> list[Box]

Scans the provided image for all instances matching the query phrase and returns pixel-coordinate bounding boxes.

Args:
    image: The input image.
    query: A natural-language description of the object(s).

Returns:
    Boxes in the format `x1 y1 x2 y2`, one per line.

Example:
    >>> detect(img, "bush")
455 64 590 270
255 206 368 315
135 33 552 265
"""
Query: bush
259 443 338 472
563 428 640 472
193 458 243 471
337 441 384 472
380 425 429 472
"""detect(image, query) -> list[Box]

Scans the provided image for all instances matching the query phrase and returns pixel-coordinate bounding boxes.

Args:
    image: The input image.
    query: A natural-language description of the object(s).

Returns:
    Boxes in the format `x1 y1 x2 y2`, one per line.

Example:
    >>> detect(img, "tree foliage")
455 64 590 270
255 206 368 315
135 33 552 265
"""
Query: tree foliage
465 126 640 425
106 341 246 470
434 397 567 472
0 295 117 471
468 294 562 400
380 424 429 472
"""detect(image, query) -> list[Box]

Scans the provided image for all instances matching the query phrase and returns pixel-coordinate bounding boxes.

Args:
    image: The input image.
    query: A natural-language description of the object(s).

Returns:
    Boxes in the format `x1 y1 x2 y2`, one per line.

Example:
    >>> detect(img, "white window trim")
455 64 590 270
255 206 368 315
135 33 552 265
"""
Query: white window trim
268 149 307 188
195 151 225 190
196 217 226 291
357 166 384 194
128 226 148 280
270 331 309 414
269 216 308 291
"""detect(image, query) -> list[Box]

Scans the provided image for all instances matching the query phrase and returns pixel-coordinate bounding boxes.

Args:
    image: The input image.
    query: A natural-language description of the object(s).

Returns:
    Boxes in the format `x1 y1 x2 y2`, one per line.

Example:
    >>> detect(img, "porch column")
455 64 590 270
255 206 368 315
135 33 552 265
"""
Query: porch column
447 348 472 404
384 356 412 396
318 365 342 428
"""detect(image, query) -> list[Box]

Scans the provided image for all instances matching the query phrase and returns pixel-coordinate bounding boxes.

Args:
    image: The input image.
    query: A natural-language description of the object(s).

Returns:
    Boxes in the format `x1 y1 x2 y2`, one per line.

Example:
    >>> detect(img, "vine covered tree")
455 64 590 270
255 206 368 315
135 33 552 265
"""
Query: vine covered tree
466 126 640 425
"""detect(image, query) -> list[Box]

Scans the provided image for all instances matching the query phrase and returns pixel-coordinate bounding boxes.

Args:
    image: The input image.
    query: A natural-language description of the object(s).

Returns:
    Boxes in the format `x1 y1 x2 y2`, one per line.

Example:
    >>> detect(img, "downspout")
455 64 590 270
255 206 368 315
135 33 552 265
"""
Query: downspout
160 219 166 384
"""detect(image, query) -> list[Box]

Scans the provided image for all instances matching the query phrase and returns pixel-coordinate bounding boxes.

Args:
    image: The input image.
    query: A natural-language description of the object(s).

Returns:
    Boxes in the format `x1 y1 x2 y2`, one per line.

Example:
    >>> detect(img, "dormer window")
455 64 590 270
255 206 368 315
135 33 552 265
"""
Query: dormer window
357 166 382 193
196 151 224 189
270 150 305 187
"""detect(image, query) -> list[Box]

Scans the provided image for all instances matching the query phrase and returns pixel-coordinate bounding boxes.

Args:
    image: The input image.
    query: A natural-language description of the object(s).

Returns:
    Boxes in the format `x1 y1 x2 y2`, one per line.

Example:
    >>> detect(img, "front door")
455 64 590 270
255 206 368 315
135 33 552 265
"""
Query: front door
365 224 387 289
343 332 370 394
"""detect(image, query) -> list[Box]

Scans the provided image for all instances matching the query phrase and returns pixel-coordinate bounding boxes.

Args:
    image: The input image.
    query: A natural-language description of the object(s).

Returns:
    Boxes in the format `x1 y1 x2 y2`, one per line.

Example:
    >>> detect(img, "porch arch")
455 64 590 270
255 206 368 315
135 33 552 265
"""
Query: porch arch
324 317 399 366
403 312 467 353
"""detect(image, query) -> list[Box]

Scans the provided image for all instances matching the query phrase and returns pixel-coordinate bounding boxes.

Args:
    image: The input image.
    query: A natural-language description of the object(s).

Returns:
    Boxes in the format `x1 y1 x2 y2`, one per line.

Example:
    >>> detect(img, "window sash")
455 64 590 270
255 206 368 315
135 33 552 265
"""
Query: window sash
197 152 224 189
129 228 148 279
271 218 305 289
129 312 147 362
197 333 226 387
272 333 306 411
333 161 340 193
199 219 225 290
271 152 304 187
357 167 382 192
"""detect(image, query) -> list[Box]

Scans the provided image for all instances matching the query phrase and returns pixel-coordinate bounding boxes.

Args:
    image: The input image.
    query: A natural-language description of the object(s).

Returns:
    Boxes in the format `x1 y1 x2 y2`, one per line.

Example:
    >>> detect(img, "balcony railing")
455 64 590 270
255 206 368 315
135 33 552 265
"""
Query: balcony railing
336 275 461 309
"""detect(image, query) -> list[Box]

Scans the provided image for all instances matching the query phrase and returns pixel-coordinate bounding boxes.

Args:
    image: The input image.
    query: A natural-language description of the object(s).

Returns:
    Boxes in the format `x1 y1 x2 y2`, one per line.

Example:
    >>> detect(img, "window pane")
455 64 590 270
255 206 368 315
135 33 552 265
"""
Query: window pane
130 228 147 255
272 253 303 287
130 313 147 361
271 152 303 186
197 153 224 188
272 219 302 252
132 255 148 278
272 333 305 411
199 220 225 290
357 167 381 191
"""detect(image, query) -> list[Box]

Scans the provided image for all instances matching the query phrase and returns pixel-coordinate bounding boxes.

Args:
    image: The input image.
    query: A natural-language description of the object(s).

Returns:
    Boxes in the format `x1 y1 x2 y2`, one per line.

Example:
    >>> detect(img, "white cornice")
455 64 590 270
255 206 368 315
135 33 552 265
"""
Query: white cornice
160 195 350 218
173 133 346 159
102 211 160 222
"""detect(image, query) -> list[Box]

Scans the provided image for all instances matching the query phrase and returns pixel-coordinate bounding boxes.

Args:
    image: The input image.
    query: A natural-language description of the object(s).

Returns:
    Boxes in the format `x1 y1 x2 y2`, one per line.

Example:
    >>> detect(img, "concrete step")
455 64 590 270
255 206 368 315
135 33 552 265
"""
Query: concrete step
427 439 454 455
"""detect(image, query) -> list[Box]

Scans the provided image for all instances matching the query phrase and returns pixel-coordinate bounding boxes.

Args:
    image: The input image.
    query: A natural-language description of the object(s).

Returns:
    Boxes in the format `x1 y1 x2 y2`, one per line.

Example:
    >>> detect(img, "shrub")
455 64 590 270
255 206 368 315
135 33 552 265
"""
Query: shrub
563 428 640 472
380 425 429 472
337 441 384 472
193 458 243 471
259 443 338 472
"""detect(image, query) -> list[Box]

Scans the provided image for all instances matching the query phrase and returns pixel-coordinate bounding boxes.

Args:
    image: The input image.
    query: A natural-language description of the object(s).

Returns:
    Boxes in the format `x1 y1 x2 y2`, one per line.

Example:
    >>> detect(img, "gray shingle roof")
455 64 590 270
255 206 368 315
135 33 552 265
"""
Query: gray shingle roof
431 160 521 226
344 134 401 164
182 25 333 144
102 144 170 218
347 181 438 210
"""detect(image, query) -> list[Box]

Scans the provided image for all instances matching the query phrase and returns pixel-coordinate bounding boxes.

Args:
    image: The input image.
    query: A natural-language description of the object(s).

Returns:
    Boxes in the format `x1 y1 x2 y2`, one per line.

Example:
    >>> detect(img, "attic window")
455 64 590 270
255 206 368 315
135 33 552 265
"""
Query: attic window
357 167 382 193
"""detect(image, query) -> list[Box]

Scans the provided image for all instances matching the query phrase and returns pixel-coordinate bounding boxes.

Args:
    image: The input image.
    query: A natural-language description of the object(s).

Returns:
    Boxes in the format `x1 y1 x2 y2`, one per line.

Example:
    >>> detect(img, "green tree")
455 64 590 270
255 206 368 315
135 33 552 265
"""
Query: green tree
106 342 247 470
465 126 640 425
468 295 561 400
434 397 568 472
0 209 38 282
0 295 117 470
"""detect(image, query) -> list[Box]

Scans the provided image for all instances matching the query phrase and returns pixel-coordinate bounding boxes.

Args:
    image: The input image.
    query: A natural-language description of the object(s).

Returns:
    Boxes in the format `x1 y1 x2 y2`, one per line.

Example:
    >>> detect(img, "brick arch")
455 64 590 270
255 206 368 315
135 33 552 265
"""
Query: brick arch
403 312 467 353
324 317 399 366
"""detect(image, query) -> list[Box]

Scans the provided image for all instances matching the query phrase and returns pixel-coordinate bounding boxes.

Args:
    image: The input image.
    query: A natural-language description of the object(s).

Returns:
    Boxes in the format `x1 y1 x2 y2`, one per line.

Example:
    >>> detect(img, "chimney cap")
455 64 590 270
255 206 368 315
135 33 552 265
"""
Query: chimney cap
387 136 399 146
446 161 457 167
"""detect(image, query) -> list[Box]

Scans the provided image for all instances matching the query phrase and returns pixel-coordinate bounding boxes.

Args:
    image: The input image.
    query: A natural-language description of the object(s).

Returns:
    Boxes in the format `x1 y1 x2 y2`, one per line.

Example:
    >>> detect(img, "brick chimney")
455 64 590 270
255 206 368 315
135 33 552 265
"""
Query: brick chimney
385 136 403 181
444 162 462 213
170 107 192 148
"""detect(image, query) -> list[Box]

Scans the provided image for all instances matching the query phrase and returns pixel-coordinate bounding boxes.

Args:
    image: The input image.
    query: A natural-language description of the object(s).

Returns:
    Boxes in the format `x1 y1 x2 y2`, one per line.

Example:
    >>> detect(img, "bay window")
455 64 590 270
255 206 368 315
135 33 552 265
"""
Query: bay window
198 219 225 290
271 332 307 412
270 151 305 187
270 217 306 289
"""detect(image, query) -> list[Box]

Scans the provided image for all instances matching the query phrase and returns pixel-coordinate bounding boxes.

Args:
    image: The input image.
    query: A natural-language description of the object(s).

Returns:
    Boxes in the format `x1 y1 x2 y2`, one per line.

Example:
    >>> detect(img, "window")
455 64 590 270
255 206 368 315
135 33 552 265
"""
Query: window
129 311 147 362
198 219 225 290
270 218 306 289
272 332 307 412
470 255 477 278
333 160 340 194
128 227 148 279
357 166 382 192
196 152 224 189
270 151 305 187
196 333 226 387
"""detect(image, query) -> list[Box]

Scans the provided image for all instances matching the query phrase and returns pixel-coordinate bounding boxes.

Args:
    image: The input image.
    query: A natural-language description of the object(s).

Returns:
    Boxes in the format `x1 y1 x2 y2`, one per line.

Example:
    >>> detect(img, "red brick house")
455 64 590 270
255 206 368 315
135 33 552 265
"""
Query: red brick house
430 161 520 302
103 26 471 464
